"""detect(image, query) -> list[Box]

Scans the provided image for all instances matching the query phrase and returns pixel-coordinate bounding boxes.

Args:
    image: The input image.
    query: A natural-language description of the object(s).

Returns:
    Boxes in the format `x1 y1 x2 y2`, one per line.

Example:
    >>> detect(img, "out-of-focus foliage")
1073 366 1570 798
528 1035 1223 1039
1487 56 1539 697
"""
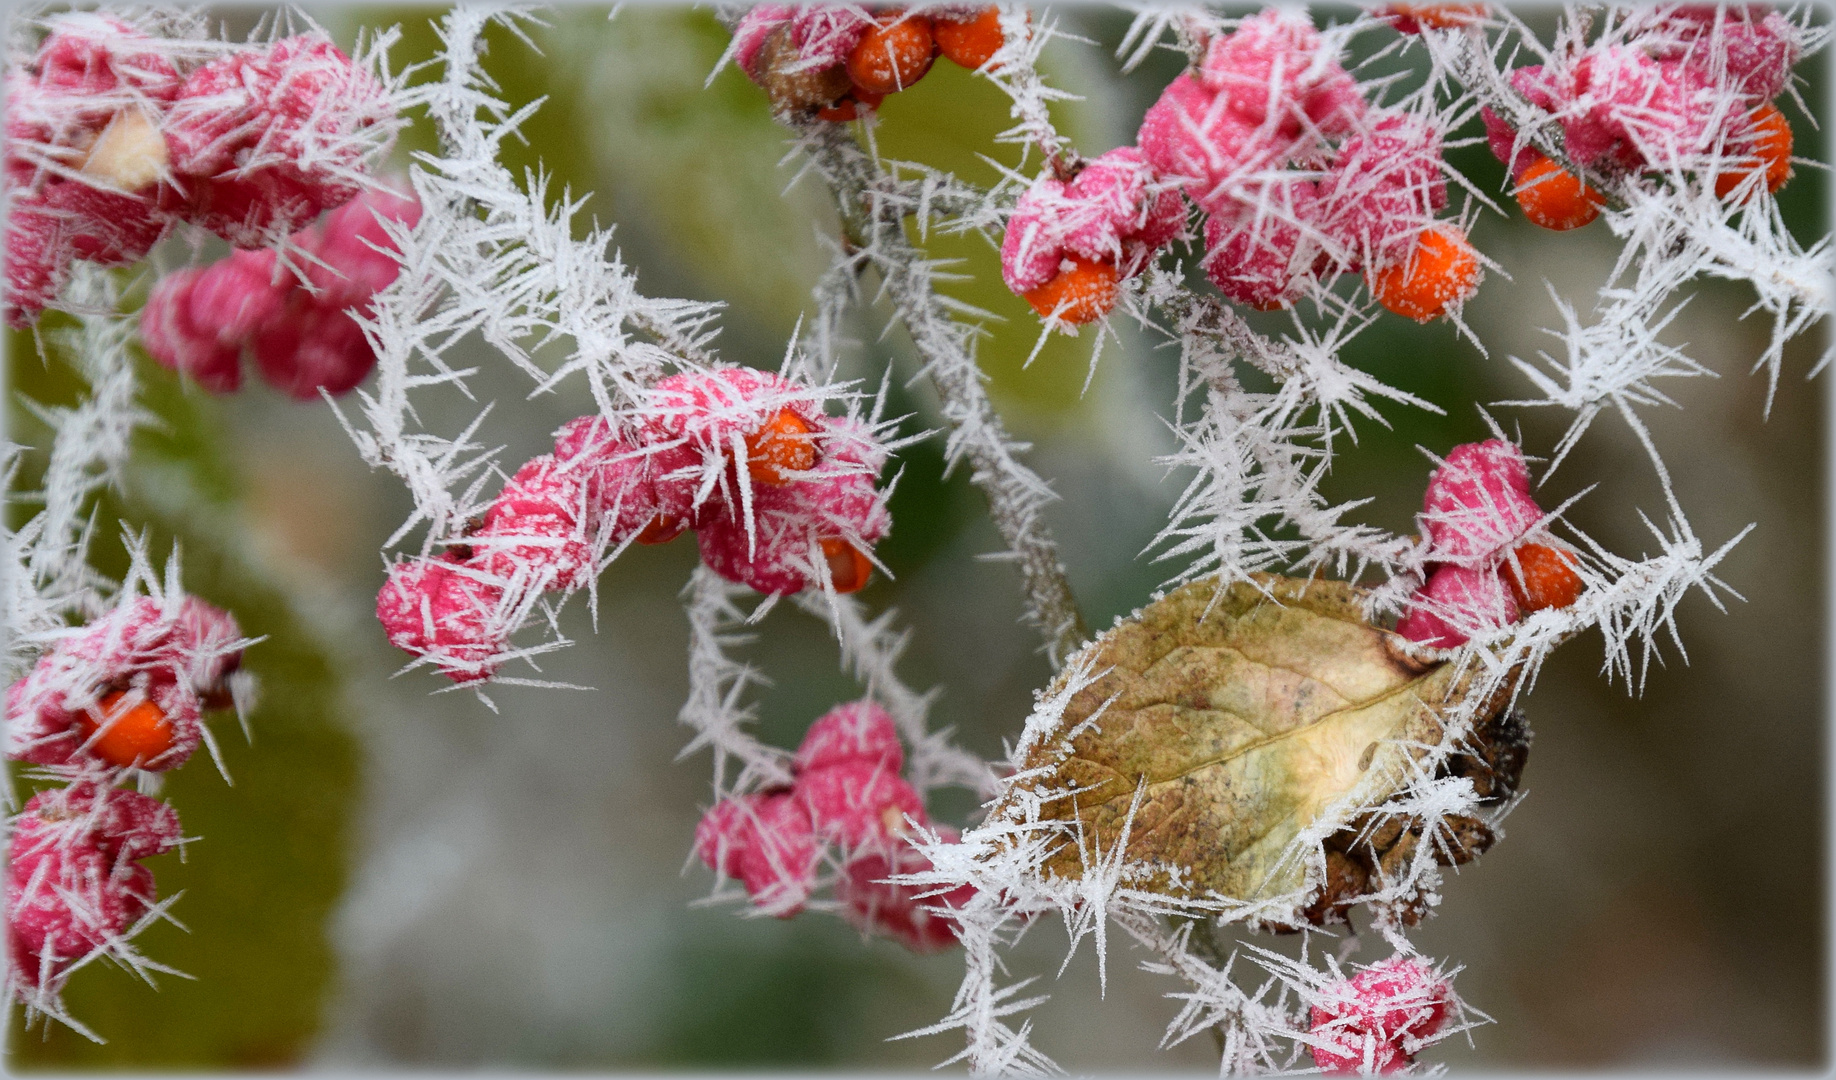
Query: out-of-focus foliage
7 325 357 1067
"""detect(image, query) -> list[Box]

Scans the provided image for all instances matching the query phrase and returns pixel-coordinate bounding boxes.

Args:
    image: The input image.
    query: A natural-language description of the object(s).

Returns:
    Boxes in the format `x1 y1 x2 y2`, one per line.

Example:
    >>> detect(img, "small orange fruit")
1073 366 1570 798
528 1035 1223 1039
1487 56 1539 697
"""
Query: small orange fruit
816 87 886 123
1714 102 1793 200
80 691 176 769
745 408 819 486
847 13 936 96
1385 3 1488 30
1502 542 1583 612
1373 226 1481 323
933 7 1005 70
821 537 873 594
1514 154 1605 230
637 514 687 545
1022 256 1120 324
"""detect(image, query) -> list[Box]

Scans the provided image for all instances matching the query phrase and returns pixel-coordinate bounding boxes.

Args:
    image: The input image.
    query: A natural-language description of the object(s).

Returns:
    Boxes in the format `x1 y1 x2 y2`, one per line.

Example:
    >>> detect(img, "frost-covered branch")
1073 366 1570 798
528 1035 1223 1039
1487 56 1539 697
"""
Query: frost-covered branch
793 119 1092 667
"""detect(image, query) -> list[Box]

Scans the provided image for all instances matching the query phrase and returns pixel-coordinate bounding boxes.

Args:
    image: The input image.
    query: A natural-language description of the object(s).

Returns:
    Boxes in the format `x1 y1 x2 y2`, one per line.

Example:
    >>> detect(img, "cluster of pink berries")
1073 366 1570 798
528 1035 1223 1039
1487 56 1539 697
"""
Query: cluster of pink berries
1000 9 1481 327
1308 955 1456 1074
735 4 1010 122
1395 440 1584 650
4 595 245 995
999 147 1184 325
4 13 393 327
377 367 892 684
695 700 974 952
138 186 419 398
1484 4 1800 219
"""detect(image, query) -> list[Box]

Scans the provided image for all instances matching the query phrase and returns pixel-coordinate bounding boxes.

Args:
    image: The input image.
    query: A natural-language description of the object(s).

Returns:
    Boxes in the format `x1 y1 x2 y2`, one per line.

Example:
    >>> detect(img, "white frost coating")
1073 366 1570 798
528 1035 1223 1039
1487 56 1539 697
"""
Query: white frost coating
4 269 152 681
712 6 1831 1074
338 8 727 679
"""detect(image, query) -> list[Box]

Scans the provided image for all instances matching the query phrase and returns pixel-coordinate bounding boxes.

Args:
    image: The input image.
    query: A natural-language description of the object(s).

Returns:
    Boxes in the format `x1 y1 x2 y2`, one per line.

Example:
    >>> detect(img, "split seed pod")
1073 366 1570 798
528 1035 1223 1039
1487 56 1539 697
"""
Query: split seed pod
990 574 1529 928
756 26 852 116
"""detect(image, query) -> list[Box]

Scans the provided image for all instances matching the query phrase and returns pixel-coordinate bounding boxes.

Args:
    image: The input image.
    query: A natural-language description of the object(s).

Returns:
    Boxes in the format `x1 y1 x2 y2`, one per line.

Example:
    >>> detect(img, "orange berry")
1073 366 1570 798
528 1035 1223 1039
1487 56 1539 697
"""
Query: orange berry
1514 155 1604 230
637 514 687 545
745 408 819 486
1503 542 1583 613
1373 226 1481 323
80 691 176 769
933 7 1005 70
1022 256 1120 325
816 88 886 123
847 13 936 96
821 537 873 594
1385 3 1488 29
1714 102 1793 200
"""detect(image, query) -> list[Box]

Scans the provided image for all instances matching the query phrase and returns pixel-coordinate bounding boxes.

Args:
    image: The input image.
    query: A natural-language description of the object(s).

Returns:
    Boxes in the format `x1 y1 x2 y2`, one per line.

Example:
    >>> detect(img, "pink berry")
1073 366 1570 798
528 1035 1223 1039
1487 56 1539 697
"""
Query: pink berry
795 760 925 850
7 842 154 988
1320 111 1450 270
471 455 599 592
3 596 234 770
732 5 797 80
296 186 424 308
694 792 820 916
165 34 393 246
1480 107 1539 182
1202 176 1325 309
16 784 181 868
1309 955 1454 1074
140 268 246 393
790 5 876 69
999 146 1183 296
692 418 890 596
1395 564 1520 649
375 554 507 684
1139 73 1296 212
1420 439 1544 563
1198 9 1365 138
794 699 903 774
836 827 976 953
188 248 288 343
551 416 697 536
250 300 376 399
1633 5 1799 107
30 14 183 103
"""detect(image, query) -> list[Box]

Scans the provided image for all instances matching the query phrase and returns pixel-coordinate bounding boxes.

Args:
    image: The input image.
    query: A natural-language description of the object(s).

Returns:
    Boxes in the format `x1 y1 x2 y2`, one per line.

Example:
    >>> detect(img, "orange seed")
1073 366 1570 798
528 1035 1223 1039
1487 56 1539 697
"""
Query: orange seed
816 88 886 123
79 691 177 770
745 408 819 486
1022 255 1120 325
1503 542 1583 613
821 537 873 594
1714 102 1793 200
1515 155 1605 231
1373 226 1481 323
847 13 936 97
637 514 687 545
933 7 1006 70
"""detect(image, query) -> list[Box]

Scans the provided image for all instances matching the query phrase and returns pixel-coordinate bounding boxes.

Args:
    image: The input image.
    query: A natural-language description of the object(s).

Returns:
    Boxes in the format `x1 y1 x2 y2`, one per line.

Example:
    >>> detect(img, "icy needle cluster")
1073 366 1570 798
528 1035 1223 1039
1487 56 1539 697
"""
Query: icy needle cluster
696 3 1829 1075
0 6 412 1040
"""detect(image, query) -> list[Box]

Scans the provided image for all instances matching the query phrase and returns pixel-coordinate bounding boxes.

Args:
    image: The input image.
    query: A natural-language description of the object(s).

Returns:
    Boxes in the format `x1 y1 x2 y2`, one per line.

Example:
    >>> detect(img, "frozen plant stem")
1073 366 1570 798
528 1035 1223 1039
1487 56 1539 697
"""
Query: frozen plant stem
795 118 1092 667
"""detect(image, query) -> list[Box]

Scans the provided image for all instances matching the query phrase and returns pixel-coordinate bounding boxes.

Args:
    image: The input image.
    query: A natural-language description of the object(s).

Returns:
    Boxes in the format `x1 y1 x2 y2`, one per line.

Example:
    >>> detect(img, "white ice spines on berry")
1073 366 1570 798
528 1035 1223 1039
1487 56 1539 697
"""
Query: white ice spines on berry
342 9 733 681
723 7 1828 1073
1 267 254 1034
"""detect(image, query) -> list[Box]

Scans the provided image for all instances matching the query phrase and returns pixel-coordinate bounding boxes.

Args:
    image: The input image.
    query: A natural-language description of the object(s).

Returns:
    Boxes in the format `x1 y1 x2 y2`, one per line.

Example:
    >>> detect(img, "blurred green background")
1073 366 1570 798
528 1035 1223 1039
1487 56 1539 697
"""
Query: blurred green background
4 5 1826 1070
